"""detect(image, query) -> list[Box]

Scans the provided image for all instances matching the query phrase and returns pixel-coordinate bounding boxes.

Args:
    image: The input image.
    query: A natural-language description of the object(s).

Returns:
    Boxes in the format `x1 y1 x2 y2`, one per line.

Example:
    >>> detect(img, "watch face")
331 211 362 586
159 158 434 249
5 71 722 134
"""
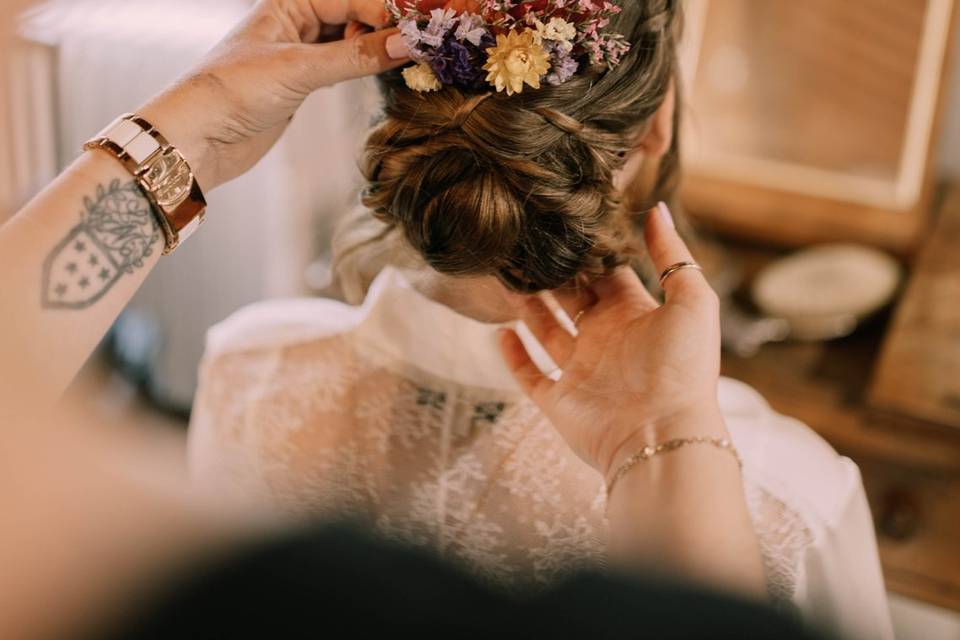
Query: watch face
143 150 192 209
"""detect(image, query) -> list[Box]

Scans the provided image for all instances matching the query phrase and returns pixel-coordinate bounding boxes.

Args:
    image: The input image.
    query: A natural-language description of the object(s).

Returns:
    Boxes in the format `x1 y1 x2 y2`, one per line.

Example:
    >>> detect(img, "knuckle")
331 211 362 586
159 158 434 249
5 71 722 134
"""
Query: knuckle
700 285 720 308
696 288 721 316
673 278 720 313
345 36 366 69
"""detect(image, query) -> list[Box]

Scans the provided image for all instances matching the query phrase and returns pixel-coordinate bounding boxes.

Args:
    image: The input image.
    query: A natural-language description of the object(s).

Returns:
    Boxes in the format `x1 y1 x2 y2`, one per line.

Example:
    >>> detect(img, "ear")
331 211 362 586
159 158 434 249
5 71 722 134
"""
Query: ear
613 84 677 199
636 83 676 158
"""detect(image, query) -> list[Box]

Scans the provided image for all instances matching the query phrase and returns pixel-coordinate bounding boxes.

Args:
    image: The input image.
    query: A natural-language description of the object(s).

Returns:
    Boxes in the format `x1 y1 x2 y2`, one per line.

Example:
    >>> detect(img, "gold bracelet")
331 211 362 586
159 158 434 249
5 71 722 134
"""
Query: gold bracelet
606 436 743 498
84 113 206 255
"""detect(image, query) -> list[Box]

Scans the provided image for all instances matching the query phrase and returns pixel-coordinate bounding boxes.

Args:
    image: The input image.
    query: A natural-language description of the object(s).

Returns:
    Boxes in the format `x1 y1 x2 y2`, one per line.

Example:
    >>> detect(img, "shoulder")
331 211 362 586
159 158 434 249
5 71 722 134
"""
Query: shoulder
203 266 414 360
190 293 370 457
203 296 362 361
718 377 863 532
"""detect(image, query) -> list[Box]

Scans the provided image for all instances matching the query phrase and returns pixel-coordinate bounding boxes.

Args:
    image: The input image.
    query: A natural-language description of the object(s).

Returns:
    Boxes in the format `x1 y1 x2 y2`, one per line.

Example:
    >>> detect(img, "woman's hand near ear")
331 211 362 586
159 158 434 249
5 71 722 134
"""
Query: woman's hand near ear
139 0 410 191
500 203 723 480
500 203 765 598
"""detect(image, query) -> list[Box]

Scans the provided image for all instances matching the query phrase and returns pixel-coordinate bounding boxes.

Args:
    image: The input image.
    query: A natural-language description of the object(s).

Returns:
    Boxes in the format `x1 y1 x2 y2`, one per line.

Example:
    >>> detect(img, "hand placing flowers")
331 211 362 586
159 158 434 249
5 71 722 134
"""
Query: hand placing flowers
387 0 630 96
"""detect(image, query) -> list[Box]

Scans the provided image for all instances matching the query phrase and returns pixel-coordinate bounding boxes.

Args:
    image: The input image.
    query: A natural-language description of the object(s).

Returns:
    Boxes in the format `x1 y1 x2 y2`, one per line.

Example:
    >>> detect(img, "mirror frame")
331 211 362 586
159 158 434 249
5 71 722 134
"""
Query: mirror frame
679 0 956 254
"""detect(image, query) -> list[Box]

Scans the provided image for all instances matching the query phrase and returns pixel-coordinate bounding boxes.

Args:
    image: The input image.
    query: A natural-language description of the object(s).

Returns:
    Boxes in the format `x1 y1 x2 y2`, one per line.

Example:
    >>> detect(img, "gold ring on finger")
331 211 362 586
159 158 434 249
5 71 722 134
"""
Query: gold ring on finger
659 261 703 288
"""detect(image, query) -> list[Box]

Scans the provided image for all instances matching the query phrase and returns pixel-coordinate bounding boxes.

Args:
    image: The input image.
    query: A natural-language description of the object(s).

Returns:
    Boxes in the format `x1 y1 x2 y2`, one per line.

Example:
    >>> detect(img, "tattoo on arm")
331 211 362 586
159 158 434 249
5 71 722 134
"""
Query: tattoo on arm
41 179 160 310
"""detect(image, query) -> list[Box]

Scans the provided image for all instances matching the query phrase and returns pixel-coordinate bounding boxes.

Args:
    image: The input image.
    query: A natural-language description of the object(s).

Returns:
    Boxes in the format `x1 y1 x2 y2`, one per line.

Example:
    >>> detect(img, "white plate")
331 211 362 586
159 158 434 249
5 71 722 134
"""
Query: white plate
752 244 902 340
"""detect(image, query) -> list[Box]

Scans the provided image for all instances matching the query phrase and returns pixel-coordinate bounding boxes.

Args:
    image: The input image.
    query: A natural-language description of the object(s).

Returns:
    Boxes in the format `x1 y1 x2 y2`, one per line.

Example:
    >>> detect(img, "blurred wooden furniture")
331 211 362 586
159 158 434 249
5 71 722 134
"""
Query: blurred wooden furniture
869 188 960 429
680 0 956 254
678 0 960 612
720 185 960 612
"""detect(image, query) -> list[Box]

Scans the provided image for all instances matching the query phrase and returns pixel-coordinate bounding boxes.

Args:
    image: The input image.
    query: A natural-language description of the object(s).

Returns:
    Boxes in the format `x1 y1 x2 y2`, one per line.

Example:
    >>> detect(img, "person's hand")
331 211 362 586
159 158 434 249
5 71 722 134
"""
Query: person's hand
499 203 725 481
398 0 480 11
137 0 411 191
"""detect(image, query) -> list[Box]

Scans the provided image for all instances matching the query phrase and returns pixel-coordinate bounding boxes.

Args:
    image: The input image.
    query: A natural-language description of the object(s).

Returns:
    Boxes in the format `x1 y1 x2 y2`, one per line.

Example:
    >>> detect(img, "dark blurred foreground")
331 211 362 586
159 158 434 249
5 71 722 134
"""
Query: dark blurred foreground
98 523 832 640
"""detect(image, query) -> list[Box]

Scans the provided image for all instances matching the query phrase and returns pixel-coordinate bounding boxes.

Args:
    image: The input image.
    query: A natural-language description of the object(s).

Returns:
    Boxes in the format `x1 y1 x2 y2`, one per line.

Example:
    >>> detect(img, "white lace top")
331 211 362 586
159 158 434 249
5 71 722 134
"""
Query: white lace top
189 267 893 640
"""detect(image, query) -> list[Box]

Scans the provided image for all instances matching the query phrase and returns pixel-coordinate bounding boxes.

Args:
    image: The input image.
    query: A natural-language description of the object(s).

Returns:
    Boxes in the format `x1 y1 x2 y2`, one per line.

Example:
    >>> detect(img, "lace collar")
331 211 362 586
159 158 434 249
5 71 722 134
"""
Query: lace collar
352 267 555 393
206 266 557 394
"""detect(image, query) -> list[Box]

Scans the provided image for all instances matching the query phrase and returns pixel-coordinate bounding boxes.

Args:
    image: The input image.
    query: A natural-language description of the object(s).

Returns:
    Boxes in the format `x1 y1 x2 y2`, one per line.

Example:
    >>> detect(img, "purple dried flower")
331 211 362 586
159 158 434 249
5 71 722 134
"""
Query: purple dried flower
455 13 488 47
545 54 579 85
421 8 459 48
398 18 428 60
430 34 495 89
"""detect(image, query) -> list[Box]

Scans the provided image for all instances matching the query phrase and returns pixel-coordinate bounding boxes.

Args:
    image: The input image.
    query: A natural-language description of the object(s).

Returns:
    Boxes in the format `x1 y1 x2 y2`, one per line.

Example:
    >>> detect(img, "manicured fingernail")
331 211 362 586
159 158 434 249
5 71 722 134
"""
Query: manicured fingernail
657 201 676 230
386 34 410 60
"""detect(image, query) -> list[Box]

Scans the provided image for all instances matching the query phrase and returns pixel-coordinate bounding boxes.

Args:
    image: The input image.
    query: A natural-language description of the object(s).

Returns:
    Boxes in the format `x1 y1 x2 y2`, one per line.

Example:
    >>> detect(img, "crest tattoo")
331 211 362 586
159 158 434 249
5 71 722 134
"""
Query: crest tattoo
42 179 160 310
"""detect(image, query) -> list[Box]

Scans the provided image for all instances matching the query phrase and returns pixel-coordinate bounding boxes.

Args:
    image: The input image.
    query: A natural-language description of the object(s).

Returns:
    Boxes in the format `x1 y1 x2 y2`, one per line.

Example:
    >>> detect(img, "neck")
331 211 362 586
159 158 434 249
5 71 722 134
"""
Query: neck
401 268 526 324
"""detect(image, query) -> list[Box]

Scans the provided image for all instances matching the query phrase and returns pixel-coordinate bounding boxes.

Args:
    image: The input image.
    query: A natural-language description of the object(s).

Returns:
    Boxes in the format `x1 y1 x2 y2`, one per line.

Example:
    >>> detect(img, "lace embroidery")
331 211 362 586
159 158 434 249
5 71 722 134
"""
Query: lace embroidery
745 482 816 603
192 333 814 595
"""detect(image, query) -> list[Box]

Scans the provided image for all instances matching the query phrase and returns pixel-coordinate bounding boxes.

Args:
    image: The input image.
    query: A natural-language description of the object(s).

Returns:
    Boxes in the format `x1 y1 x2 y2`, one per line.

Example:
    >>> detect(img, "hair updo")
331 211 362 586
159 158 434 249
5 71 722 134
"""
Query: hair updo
361 1 680 293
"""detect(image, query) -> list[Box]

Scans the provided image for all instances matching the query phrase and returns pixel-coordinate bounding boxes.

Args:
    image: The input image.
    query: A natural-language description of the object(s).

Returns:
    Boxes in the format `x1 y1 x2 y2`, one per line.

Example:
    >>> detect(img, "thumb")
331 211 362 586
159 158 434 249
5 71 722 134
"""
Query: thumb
295 28 410 89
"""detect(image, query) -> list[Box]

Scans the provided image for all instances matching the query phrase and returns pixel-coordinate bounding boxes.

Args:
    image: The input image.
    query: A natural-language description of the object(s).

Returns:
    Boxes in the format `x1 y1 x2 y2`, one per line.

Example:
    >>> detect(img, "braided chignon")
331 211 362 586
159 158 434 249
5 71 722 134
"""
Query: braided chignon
361 1 680 293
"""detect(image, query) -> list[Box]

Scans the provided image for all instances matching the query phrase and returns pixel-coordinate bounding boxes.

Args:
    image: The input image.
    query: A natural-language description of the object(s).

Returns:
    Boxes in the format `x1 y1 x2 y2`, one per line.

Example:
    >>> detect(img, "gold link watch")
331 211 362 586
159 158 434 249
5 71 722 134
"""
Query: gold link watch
84 114 206 255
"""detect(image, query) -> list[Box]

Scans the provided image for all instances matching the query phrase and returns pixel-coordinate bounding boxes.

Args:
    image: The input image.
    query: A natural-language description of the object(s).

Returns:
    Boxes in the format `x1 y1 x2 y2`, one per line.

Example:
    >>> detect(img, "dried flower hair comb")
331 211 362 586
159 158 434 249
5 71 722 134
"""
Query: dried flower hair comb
386 1 631 96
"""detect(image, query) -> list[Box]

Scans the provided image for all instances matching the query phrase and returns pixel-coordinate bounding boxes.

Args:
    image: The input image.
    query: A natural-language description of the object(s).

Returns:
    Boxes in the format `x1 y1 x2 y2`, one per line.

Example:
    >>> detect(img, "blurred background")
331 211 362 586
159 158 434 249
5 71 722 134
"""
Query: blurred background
1 1 959 638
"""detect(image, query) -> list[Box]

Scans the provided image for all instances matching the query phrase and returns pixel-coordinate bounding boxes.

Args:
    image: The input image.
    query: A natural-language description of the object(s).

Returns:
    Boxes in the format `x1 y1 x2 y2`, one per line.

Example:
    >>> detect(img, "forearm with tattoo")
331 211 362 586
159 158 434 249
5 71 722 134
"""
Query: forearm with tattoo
41 179 160 310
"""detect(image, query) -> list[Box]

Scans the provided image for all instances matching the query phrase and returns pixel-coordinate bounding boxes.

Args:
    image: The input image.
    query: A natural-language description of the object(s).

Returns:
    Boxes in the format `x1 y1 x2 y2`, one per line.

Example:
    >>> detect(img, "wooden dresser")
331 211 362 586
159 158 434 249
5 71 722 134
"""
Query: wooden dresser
717 188 960 611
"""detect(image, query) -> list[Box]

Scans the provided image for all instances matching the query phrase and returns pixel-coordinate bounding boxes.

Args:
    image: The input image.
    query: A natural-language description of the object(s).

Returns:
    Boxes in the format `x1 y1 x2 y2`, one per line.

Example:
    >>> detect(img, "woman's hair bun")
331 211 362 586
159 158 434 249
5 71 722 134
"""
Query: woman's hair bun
362 86 629 292
361 2 679 292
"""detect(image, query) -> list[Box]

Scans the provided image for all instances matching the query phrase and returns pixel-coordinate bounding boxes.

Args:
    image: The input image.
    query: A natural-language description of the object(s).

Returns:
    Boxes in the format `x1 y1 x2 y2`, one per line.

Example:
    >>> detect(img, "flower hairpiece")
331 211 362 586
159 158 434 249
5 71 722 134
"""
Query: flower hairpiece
386 1 631 96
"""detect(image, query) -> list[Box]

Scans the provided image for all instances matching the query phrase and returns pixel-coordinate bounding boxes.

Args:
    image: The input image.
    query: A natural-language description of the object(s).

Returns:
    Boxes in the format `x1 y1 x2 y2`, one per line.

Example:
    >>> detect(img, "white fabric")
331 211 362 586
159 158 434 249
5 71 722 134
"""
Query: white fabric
189 266 893 640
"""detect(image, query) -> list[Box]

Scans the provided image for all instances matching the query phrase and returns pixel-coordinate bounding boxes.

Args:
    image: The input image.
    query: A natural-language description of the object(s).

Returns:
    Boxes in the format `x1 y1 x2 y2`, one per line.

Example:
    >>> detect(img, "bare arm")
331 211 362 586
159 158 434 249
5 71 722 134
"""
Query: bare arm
0 1 409 637
0 0 408 419
500 203 766 598
1 153 163 415
603 405 763 597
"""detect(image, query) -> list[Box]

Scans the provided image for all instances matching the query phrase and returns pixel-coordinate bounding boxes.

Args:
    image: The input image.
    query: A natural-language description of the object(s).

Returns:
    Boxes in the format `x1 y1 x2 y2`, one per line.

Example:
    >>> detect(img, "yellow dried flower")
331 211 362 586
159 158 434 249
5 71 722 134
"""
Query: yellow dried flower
483 29 551 96
402 63 442 93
